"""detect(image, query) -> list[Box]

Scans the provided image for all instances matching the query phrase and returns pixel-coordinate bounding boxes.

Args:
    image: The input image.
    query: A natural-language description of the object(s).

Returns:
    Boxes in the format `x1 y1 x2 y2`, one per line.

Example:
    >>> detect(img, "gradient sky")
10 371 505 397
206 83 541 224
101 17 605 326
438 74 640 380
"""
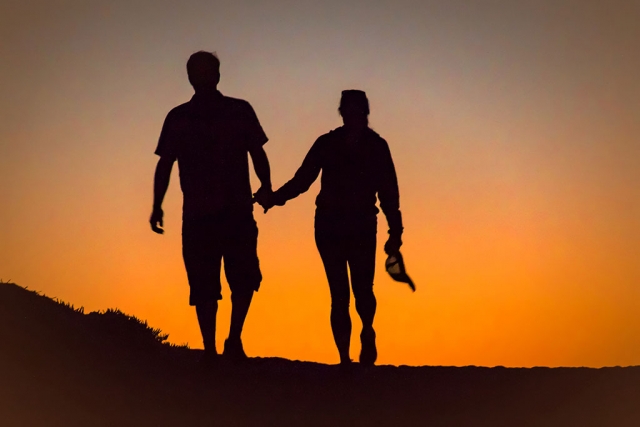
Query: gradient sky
1 0 639 367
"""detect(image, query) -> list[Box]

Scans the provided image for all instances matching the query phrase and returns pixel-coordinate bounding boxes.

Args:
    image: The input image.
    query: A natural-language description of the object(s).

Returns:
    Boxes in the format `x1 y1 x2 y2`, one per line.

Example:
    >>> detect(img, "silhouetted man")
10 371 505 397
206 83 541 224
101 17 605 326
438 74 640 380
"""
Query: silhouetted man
256 90 403 366
150 51 272 363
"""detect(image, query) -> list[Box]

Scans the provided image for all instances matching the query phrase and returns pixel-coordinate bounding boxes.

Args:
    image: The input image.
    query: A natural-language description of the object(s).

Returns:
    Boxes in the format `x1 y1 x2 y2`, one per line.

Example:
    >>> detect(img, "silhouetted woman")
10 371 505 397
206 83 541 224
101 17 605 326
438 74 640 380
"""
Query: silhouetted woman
263 90 403 366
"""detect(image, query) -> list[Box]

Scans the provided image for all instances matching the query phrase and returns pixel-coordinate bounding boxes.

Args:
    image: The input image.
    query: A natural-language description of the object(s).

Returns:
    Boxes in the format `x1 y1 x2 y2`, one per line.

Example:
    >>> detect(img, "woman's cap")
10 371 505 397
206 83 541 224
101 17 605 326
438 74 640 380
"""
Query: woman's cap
340 90 370 115
385 251 416 292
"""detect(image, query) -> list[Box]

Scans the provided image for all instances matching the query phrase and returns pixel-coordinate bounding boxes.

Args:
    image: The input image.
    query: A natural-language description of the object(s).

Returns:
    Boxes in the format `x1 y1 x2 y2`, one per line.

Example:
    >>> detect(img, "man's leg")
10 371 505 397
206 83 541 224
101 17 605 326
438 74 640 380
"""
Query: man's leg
196 300 219 353
183 217 224 356
221 290 255 361
349 232 377 365
222 212 261 361
228 290 253 342
316 229 352 364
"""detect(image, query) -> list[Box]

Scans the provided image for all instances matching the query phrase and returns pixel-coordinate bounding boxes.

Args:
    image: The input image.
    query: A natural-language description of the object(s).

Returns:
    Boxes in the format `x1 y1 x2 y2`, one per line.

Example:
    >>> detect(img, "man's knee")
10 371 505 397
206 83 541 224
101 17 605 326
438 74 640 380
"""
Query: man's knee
230 288 256 304
195 300 219 310
189 289 222 306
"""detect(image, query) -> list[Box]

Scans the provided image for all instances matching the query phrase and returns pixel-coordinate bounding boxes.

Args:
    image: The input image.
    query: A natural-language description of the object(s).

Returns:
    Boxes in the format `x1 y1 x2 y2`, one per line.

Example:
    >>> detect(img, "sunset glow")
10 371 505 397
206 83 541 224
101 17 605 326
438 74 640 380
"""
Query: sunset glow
1 0 638 367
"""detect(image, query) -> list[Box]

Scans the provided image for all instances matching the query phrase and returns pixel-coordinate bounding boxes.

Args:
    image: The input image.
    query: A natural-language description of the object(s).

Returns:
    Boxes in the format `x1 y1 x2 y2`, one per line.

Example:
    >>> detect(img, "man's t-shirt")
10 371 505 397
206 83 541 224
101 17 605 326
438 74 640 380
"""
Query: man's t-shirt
155 91 268 219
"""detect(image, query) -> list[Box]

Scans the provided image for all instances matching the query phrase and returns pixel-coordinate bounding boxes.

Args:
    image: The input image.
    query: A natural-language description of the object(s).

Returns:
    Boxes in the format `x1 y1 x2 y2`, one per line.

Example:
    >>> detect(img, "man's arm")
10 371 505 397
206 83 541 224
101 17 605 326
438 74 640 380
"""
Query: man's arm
249 145 273 212
150 156 175 234
249 145 272 191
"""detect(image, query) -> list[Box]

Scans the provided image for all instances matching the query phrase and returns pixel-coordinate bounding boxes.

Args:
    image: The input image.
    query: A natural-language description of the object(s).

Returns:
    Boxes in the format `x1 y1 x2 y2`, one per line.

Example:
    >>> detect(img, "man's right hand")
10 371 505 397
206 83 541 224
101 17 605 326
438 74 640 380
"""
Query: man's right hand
150 207 164 234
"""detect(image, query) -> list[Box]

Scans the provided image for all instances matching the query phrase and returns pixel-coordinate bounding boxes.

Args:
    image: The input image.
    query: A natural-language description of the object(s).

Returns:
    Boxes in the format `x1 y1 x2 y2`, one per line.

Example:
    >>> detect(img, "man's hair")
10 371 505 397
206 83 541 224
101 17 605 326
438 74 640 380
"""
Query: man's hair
339 90 370 115
186 51 220 89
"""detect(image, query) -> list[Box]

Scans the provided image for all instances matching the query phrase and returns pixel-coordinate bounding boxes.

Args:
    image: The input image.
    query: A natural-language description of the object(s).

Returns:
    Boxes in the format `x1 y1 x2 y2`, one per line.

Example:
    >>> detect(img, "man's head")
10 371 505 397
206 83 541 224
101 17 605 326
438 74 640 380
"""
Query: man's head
339 90 369 129
187 51 220 92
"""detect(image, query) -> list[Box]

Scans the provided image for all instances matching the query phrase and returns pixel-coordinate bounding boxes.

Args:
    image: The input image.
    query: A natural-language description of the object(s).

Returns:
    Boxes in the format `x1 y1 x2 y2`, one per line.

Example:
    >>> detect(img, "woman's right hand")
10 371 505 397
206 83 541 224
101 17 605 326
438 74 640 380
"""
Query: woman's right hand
384 234 402 255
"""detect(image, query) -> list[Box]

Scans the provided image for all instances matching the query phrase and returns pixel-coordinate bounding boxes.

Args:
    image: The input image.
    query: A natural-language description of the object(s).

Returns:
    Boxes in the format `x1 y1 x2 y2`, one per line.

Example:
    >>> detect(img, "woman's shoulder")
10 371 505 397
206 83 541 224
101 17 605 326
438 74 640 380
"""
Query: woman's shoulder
365 128 389 149
325 126 345 138
315 126 388 148
314 127 344 146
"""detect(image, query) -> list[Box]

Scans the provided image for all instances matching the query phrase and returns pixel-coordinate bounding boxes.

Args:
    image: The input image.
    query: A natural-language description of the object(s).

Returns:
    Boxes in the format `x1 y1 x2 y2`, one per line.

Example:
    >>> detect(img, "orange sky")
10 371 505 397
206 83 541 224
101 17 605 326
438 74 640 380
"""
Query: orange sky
1 0 639 367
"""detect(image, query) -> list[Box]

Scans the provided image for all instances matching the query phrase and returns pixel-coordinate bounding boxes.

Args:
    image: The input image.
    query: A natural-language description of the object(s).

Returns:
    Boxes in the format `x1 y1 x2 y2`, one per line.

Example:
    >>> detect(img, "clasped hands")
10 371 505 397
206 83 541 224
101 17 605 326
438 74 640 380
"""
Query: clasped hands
253 186 278 213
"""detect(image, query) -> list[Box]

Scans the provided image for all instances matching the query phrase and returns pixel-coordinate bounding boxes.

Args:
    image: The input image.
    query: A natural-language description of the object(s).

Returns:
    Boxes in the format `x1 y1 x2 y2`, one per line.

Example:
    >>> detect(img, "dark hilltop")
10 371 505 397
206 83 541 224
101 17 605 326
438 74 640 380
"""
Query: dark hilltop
1 282 638 427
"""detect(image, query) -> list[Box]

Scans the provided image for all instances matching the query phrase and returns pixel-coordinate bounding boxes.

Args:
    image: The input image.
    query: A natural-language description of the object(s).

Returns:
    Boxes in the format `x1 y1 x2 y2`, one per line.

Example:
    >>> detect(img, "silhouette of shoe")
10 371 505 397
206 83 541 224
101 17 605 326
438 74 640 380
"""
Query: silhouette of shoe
223 338 248 362
359 328 377 366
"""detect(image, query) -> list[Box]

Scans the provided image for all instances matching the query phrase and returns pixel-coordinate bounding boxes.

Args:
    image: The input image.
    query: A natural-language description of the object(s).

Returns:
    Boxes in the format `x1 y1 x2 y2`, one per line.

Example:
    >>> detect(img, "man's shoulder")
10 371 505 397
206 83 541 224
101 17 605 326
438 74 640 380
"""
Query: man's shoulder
220 95 254 113
166 101 193 120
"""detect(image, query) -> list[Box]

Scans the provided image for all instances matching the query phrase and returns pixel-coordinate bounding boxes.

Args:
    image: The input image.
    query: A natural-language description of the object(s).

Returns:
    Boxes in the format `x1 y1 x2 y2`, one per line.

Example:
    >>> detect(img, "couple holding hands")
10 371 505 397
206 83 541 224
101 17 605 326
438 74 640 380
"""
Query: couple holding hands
150 51 407 367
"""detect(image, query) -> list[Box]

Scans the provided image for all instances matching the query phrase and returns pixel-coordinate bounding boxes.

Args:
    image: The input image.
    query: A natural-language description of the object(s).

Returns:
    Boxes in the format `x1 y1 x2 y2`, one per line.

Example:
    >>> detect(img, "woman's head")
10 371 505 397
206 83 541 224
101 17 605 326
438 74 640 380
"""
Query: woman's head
339 90 369 128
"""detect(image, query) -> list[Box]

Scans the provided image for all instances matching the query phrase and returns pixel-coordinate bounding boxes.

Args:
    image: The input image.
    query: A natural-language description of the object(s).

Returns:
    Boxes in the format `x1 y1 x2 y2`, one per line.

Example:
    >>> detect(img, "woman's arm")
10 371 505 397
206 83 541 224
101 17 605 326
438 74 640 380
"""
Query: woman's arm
377 139 404 253
272 137 324 206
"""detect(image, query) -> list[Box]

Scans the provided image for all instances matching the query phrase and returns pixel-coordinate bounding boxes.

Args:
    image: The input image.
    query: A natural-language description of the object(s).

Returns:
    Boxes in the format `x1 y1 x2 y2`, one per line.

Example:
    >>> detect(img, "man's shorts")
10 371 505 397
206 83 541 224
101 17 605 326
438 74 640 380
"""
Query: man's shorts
182 210 262 306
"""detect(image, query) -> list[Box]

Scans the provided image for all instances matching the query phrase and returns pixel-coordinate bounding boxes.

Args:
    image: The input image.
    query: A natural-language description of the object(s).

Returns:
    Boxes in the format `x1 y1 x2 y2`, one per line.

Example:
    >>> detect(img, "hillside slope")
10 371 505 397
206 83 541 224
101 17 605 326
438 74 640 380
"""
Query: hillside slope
1 282 639 427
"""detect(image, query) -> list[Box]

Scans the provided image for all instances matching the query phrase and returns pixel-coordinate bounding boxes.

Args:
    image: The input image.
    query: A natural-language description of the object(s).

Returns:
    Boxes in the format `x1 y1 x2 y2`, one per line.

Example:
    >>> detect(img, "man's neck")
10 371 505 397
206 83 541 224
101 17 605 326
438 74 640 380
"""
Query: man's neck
194 88 221 97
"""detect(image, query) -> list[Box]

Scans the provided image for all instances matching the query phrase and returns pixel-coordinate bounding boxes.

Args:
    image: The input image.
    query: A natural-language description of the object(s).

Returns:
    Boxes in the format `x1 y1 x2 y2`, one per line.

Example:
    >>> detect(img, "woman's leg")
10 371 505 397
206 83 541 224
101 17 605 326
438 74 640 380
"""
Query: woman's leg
348 231 377 365
316 229 352 364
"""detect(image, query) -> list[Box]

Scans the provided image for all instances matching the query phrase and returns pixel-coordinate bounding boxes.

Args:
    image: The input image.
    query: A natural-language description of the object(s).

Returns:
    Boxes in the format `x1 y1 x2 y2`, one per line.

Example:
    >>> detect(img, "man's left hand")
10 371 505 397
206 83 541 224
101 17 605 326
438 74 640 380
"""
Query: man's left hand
150 207 164 234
